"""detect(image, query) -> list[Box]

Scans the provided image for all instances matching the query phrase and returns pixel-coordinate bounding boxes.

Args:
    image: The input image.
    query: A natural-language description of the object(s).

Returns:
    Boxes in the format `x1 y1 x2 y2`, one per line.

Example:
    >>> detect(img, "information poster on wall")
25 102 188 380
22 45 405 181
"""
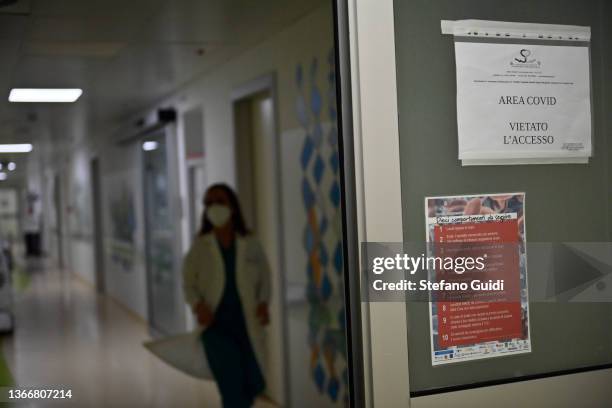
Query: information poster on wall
455 42 592 165
425 193 531 365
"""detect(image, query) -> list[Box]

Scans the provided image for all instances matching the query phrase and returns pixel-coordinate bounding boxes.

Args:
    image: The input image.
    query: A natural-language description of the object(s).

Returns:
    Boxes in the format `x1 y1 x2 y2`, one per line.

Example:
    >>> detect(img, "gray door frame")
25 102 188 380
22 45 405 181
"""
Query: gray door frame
231 73 289 406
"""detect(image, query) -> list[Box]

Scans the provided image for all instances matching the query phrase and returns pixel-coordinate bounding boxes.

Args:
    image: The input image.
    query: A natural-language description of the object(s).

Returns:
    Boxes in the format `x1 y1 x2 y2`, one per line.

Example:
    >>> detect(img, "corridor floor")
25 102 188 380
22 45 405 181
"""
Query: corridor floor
1 261 222 407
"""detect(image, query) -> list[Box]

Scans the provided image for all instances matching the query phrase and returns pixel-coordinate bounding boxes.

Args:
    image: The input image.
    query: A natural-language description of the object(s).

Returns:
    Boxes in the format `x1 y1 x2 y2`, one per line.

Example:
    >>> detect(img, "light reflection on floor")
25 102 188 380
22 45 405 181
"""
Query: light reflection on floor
2 260 221 407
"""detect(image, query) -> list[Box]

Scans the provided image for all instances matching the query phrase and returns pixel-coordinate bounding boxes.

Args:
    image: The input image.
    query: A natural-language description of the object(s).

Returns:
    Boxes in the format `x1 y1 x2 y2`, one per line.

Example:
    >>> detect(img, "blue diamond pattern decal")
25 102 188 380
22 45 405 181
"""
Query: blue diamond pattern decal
312 122 323 147
329 181 341 208
327 377 340 401
333 243 343 275
300 136 314 169
314 363 326 392
319 243 329 266
328 127 338 148
302 178 315 209
295 49 349 406
329 150 339 174
319 216 328 235
313 154 325 185
303 225 314 253
321 274 332 301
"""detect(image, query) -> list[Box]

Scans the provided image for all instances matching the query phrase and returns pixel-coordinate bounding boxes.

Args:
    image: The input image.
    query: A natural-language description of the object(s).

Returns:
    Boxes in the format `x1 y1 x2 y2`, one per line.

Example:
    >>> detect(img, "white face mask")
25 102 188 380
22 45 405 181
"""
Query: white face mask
207 204 231 228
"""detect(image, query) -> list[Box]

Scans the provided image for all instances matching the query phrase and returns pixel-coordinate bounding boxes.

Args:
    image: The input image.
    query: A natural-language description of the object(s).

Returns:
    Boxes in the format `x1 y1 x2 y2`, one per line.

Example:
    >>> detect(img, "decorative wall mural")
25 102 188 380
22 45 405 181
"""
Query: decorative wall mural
296 50 348 405
110 185 136 244
108 180 137 272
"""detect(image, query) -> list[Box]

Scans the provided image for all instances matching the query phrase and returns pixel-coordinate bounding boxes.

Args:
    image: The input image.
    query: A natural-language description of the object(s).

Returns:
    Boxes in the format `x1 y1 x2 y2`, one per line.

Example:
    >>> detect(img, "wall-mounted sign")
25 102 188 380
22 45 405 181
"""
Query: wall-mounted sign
425 192 531 365
451 34 591 165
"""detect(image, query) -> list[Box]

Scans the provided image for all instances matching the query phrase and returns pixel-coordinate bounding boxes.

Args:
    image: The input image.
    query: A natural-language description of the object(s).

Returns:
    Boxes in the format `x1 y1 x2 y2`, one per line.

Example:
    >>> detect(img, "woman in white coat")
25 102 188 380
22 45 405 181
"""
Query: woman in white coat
183 183 271 408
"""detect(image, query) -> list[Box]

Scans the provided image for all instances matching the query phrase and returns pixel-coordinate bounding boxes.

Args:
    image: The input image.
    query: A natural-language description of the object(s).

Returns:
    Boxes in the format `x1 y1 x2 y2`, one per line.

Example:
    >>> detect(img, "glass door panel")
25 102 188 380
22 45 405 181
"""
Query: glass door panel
143 132 181 335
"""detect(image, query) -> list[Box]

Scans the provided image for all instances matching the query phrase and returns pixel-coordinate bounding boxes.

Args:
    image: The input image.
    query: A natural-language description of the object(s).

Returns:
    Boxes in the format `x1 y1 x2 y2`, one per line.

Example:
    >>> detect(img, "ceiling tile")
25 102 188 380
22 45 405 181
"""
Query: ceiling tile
0 14 29 40
24 41 126 58
0 0 32 15
31 0 157 18
27 16 144 42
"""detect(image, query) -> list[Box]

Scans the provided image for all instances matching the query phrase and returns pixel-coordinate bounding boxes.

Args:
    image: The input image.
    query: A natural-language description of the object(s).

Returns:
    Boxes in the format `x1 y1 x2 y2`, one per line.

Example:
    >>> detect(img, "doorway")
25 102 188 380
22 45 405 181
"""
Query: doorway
53 174 63 269
233 75 286 405
90 158 105 293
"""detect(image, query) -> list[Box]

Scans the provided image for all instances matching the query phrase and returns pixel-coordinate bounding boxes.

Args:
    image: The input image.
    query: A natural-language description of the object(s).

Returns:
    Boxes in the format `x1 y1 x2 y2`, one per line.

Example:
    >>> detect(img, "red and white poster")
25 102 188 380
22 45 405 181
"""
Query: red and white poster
425 193 531 365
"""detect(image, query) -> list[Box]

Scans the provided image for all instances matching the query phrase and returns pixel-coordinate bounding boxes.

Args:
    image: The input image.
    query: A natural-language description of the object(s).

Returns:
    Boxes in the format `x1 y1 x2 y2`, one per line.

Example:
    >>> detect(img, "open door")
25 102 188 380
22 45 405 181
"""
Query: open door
233 76 286 405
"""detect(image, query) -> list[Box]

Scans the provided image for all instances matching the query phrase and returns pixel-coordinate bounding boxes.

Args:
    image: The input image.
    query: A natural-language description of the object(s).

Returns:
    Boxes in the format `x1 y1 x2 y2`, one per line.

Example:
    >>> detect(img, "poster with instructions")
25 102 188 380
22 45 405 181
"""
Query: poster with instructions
425 192 531 365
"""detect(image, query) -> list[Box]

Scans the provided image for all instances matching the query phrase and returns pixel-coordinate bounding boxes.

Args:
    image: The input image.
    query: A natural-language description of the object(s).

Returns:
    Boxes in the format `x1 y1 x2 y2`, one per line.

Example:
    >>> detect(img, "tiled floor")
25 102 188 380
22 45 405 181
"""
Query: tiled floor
1 261 222 407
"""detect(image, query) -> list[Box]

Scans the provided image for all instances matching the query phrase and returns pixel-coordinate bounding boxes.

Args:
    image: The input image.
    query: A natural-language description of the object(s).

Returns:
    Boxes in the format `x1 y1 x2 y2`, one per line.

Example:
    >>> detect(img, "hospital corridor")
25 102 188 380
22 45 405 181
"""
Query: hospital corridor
0 0 354 407
2 1 612 408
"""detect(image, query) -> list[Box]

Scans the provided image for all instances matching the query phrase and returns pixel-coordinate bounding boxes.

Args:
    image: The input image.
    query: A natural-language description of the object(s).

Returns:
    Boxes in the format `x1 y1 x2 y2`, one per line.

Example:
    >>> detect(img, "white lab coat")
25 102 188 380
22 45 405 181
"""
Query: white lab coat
182 232 271 372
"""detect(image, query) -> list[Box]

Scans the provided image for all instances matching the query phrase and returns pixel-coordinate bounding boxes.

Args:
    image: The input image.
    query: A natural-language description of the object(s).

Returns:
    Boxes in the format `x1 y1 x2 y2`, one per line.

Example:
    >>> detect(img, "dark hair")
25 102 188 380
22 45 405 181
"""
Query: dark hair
199 183 250 236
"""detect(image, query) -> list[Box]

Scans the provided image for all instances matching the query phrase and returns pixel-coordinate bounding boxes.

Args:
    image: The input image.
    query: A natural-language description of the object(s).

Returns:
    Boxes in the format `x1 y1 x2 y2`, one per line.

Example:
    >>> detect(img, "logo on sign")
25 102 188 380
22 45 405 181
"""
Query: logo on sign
510 49 541 68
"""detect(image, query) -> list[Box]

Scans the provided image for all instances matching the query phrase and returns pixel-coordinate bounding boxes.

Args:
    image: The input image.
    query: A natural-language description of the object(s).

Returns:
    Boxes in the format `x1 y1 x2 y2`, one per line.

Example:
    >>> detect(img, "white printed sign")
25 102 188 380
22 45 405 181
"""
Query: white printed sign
455 42 592 165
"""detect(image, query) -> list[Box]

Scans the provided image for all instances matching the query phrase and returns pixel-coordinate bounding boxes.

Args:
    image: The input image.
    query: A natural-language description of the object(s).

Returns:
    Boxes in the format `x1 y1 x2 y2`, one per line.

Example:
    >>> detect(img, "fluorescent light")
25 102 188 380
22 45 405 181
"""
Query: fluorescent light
0 144 32 153
0 173 7 181
142 141 158 151
9 88 83 103
7 162 15 171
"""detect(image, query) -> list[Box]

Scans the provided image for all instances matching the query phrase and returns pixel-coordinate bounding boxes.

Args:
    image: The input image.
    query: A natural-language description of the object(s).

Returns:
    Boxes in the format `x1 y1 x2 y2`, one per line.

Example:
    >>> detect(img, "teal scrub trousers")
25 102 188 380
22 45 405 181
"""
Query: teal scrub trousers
201 239 266 408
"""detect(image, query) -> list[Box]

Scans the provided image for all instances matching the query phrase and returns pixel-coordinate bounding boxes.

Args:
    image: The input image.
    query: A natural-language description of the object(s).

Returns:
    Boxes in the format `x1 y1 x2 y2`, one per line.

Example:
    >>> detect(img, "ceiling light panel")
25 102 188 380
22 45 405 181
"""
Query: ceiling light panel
0 144 32 153
9 88 82 102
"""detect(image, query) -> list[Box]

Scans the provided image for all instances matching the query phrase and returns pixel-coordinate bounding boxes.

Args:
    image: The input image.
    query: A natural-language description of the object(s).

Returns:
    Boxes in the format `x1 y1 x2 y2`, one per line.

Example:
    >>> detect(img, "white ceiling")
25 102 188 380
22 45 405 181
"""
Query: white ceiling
0 0 325 184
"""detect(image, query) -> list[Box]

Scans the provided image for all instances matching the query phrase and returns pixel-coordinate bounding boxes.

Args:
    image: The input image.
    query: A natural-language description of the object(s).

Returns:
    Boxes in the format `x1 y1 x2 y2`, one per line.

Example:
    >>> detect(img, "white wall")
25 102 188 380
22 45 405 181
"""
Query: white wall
69 240 95 284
